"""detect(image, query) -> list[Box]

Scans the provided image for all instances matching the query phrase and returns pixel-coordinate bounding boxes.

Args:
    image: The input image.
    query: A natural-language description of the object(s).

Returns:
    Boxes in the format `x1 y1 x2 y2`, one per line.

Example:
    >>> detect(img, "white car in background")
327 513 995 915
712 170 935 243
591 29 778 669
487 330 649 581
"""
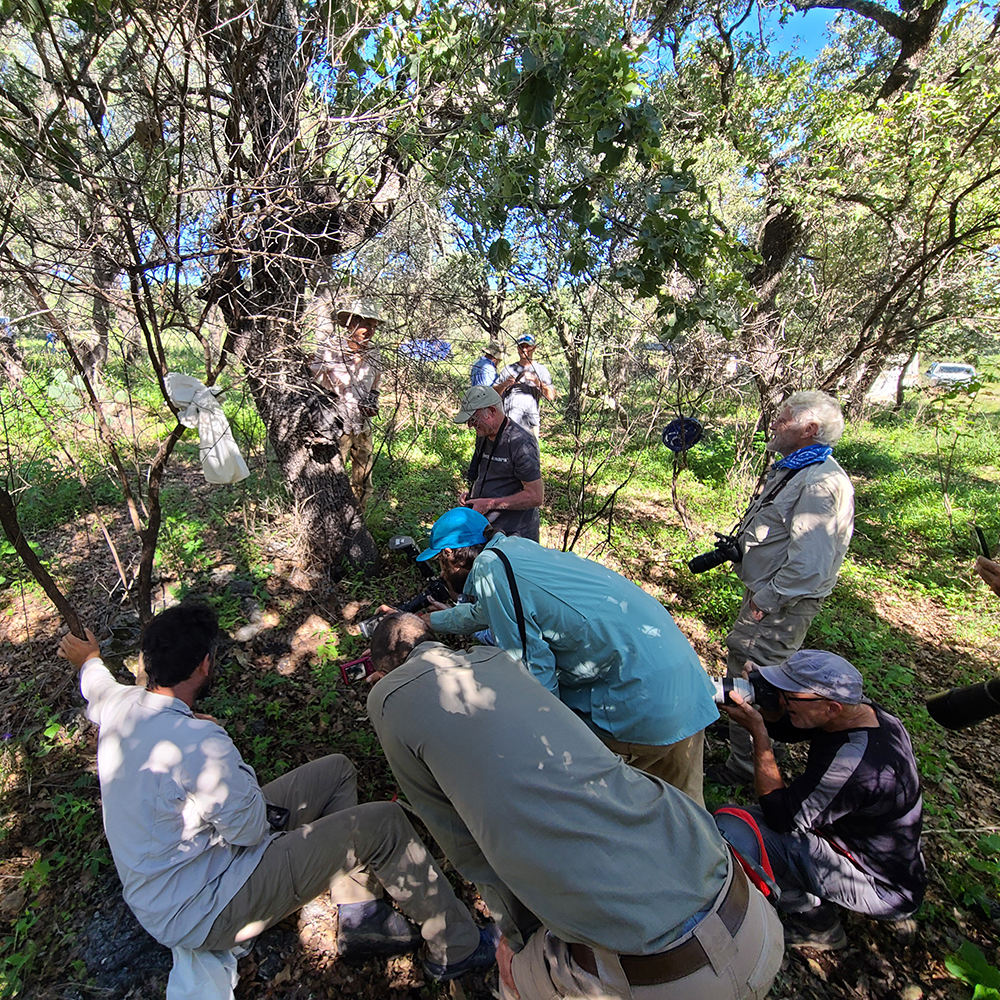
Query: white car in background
926 362 977 386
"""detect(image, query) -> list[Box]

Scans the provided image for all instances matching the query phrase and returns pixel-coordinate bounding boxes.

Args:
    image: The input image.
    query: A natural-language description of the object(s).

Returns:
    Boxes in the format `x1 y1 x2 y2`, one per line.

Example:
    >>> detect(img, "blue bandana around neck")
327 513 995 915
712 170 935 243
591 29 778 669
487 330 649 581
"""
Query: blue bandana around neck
774 444 833 470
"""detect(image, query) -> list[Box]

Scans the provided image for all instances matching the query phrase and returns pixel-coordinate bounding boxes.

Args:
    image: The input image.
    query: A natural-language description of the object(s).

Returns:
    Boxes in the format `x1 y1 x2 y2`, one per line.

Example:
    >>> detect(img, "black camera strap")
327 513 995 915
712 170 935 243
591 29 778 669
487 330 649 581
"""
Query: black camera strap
735 465 807 536
491 546 528 664
468 418 508 495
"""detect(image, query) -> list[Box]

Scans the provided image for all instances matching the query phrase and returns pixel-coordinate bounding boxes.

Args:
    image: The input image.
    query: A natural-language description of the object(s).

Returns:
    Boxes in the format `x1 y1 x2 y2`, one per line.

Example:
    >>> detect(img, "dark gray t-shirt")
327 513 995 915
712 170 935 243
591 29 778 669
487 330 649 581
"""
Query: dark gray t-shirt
467 419 541 541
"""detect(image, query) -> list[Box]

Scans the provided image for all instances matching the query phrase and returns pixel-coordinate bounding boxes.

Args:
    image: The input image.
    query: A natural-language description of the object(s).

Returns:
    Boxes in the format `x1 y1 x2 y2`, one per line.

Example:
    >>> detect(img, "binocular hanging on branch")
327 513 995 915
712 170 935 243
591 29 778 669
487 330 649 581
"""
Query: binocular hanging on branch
926 677 1000 730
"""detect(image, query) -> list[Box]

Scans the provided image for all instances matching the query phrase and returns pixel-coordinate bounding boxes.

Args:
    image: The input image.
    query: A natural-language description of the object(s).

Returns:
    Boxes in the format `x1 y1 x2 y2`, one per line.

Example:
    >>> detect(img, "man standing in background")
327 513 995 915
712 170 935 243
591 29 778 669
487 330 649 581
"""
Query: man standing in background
309 299 382 513
495 334 556 438
709 390 854 788
470 339 504 386
453 386 542 542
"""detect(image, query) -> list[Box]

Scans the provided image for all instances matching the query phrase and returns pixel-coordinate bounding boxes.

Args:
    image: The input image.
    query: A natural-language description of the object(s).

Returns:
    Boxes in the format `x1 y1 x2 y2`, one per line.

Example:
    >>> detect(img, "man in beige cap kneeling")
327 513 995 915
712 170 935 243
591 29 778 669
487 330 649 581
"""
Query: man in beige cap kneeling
454 385 542 542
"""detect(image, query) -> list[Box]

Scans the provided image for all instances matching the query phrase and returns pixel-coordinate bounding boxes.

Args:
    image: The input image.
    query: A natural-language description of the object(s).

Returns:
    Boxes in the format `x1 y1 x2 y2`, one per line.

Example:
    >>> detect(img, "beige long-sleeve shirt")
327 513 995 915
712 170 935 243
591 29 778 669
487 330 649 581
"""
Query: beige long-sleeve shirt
308 338 381 435
734 456 854 613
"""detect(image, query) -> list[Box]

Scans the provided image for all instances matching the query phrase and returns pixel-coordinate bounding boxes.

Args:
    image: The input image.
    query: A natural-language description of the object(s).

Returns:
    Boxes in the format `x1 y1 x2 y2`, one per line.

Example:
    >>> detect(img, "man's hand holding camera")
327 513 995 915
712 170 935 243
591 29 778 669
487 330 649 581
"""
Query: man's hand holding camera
718 687 767 736
714 663 786 797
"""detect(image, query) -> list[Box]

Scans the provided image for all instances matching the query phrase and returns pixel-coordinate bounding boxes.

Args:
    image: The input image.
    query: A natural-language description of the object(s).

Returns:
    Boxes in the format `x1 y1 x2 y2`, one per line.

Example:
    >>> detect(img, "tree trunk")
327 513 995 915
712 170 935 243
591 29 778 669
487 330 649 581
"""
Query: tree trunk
244 355 377 576
739 201 806 445
895 344 919 409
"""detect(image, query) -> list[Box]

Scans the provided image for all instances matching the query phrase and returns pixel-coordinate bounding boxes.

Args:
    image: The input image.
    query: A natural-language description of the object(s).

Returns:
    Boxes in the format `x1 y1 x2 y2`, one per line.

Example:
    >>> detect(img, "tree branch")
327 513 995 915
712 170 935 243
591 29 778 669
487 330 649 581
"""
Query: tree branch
0 488 83 638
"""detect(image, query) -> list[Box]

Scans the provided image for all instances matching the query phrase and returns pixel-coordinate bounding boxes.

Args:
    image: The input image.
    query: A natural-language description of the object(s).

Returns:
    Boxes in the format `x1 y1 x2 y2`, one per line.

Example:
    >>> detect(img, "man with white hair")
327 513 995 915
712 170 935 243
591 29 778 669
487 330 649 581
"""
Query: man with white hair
710 391 855 787
309 298 383 512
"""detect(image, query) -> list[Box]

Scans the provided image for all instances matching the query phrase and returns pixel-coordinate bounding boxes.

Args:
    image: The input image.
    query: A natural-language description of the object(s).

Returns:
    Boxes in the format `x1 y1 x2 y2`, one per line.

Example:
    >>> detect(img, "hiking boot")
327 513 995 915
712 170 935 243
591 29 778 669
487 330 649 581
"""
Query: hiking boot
422 923 500 981
336 899 423 959
705 763 753 790
781 904 847 951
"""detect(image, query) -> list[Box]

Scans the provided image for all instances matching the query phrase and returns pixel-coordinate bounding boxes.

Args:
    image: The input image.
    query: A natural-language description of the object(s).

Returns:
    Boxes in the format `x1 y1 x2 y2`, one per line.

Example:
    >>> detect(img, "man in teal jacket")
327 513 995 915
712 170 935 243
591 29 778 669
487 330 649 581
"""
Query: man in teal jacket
417 508 717 803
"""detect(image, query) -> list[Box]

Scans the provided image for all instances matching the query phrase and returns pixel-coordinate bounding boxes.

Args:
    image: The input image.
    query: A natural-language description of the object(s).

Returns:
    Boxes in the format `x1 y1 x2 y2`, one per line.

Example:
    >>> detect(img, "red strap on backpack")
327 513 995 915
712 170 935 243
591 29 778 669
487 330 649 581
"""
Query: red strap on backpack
714 806 779 901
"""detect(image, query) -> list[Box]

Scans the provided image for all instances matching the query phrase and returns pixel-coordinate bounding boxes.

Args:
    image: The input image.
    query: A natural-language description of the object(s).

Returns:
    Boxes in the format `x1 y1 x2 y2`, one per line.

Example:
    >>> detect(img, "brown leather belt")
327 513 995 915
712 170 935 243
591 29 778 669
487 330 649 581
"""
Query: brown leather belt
569 861 750 986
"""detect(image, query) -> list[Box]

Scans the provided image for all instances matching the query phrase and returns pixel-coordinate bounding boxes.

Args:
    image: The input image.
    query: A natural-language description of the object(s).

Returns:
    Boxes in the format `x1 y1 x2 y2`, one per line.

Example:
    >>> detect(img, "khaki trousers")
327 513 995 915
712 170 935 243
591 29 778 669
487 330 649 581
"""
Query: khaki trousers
339 429 374 512
201 754 480 966
597 731 706 808
724 591 822 780
502 865 783 1000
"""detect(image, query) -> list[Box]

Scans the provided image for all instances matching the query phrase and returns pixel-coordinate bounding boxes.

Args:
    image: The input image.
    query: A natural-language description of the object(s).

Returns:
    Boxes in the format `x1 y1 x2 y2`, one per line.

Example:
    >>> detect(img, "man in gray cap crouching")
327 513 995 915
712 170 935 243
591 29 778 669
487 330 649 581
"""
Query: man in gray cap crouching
716 649 926 951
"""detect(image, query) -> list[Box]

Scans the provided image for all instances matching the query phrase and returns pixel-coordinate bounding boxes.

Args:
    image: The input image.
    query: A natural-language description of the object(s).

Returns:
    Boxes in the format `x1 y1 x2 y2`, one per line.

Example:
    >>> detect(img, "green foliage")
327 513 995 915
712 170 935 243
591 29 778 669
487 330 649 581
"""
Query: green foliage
158 514 209 574
946 939 1000 999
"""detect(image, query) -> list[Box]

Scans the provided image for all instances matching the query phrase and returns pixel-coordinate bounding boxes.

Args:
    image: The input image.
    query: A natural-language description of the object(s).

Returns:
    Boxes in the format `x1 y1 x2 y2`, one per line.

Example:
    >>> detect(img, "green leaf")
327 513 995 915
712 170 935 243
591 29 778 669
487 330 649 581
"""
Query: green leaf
517 75 556 131
946 941 1000 989
487 238 512 269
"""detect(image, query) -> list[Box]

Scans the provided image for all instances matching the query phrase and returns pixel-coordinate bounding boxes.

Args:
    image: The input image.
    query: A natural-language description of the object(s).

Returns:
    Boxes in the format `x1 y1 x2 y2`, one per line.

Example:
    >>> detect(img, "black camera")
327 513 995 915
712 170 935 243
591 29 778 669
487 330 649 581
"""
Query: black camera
689 533 743 574
266 802 290 831
926 676 1000 730
357 535 452 638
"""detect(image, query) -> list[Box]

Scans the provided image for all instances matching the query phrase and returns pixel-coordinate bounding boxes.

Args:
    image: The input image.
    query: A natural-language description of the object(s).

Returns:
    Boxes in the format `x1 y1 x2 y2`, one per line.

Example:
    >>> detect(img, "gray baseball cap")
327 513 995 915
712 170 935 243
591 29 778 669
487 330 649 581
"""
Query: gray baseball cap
454 385 503 422
756 649 864 705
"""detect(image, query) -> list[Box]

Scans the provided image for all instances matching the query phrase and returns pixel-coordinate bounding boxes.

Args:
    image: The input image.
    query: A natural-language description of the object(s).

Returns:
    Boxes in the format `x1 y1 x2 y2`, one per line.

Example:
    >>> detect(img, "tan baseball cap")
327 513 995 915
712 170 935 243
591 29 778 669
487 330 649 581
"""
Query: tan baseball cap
336 298 382 325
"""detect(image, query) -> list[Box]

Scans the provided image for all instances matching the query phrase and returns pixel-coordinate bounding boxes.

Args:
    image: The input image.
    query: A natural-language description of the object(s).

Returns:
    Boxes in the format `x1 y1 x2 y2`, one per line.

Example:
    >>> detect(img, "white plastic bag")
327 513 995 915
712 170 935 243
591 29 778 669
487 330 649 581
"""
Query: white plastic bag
165 373 250 484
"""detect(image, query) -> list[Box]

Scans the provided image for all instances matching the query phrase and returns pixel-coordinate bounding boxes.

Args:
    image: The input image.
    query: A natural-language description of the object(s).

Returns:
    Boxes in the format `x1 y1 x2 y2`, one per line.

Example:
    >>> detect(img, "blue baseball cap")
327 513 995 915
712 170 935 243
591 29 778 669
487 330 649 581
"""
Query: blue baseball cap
416 508 491 562
756 650 864 705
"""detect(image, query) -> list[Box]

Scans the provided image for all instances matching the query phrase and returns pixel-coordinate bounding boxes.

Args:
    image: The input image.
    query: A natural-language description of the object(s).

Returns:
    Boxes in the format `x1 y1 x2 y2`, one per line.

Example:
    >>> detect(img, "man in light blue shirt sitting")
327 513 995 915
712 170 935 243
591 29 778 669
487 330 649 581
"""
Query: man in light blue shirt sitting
470 339 503 386
414 508 717 804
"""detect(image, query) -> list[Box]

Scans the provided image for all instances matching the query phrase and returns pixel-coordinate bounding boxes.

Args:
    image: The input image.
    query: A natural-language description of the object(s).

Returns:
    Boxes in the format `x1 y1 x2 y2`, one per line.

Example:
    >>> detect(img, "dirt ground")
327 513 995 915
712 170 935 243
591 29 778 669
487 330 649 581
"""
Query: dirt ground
0 485 998 1000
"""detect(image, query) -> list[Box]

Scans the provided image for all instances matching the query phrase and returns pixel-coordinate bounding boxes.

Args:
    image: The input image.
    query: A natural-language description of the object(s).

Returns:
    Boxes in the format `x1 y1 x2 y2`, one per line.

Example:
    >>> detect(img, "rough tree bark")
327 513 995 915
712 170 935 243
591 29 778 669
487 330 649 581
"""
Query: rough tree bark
193 0 415 576
740 201 807 432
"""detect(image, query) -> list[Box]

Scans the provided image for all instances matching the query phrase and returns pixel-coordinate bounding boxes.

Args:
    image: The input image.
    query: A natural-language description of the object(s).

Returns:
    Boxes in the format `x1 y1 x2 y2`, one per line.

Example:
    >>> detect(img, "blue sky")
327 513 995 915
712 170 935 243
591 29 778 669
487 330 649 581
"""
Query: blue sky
749 6 836 60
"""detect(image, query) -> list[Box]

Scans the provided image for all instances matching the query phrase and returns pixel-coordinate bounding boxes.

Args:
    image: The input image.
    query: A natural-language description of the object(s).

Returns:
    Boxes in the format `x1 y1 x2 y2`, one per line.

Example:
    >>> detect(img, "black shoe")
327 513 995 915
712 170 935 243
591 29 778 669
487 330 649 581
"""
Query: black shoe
422 923 499 981
705 763 753 789
336 899 423 958
782 905 847 951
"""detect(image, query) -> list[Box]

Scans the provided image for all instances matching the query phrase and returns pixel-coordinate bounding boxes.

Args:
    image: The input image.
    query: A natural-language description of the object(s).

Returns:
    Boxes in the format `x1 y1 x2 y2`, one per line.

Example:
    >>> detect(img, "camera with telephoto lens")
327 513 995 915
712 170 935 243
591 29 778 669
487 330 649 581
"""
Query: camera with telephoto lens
710 673 782 712
358 535 452 638
689 532 743 574
711 678 753 705
926 676 1000 730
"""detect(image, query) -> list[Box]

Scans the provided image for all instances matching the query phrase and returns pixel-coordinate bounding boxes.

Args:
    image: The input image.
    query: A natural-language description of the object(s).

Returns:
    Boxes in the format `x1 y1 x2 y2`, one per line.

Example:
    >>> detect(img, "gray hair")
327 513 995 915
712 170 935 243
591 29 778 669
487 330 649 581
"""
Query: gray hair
783 391 845 446
370 613 434 674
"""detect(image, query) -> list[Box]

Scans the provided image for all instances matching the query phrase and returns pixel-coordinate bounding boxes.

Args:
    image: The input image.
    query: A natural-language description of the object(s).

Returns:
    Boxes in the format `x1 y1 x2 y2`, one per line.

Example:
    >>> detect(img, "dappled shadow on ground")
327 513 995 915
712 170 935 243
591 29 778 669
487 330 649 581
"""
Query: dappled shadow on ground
1 455 999 999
